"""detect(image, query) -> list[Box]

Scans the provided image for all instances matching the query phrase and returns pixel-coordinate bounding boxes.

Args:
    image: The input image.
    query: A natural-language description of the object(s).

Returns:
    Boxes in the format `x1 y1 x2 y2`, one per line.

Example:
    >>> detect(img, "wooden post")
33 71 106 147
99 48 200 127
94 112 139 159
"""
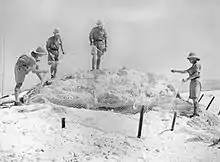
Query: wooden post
1 37 5 97
62 118 65 128
171 111 177 131
137 105 144 138
206 96 215 110
198 94 204 103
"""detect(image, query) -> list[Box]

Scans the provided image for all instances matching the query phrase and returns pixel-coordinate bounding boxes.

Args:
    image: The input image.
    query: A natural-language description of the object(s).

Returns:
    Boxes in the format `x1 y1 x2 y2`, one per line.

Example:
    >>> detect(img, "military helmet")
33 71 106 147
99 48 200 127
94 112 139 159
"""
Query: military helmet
187 52 200 61
33 46 47 55
53 28 59 34
96 20 103 26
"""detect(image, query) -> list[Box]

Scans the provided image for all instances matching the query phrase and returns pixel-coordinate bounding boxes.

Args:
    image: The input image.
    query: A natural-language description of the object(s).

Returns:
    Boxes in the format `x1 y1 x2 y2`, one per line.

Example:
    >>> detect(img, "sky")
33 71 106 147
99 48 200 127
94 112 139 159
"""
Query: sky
0 0 220 94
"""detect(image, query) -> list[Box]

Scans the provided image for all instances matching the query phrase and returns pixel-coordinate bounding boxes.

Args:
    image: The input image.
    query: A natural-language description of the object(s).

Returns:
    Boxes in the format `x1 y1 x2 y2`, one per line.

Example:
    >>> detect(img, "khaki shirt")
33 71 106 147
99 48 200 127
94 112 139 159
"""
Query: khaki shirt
16 54 37 74
46 35 62 51
186 62 201 80
89 27 107 43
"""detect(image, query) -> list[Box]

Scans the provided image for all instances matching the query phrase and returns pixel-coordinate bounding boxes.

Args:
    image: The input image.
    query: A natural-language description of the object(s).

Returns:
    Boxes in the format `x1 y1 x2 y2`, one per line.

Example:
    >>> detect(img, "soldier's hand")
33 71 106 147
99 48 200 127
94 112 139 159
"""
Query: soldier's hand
63 51 65 55
182 78 188 82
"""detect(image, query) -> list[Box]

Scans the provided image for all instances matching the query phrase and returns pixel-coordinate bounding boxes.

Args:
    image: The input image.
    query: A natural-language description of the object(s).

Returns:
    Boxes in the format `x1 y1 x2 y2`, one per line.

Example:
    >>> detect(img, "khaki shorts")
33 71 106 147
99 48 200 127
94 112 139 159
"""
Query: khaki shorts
14 64 27 84
48 50 59 65
189 79 201 100
94 41 105 56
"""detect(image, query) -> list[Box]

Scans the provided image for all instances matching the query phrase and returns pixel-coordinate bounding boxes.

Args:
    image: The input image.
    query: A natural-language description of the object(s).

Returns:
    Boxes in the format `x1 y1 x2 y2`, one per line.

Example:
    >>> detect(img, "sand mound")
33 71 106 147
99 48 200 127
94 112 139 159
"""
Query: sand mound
23 68 176 114
187 112 220 131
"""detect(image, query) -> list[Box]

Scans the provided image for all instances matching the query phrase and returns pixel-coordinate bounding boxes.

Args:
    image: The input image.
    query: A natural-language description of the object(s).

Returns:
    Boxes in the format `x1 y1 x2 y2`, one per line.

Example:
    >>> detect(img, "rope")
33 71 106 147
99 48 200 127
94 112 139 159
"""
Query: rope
167 81 184 113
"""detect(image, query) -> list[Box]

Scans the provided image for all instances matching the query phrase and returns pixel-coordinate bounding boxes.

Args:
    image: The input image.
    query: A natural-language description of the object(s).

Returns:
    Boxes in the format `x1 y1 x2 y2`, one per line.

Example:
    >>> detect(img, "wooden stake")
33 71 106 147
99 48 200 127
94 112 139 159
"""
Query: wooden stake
171 111 177 131
62 118 65 128
198 94 204 103
137 105 144 138
1 37 5 97
206 96 215 111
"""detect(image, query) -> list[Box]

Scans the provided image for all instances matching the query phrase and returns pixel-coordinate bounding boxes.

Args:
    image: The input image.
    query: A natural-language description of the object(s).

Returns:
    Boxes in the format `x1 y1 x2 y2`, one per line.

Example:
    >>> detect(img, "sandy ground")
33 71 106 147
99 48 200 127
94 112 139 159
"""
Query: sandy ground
0 98 220 161
0 69 220 162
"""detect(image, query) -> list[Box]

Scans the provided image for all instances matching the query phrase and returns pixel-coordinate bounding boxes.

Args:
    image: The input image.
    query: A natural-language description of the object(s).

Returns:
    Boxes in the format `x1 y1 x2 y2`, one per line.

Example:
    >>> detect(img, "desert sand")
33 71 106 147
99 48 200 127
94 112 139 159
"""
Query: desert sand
0 68 220 162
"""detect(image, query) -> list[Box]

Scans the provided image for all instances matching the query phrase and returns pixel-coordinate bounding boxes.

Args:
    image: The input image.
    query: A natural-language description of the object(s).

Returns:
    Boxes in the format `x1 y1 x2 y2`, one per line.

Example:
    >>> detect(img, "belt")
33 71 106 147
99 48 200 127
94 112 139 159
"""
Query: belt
192 77 200 80
94 39 103 42
50 48 59 51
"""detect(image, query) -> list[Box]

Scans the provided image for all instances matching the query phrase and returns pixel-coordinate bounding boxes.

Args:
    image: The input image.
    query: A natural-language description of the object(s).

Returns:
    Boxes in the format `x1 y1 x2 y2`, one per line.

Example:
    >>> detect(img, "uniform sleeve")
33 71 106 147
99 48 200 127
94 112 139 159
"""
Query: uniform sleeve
103 29 107 39
89 28 94 43
30 57 37 68
57 36 62 45
103 29 107 46
58 36 64 52
46 38 51 51
186 66 192 74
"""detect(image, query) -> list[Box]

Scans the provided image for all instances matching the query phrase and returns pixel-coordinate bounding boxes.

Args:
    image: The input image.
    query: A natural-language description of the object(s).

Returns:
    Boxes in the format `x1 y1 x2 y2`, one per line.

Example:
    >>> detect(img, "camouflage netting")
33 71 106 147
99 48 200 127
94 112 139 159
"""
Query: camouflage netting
23 67 179 114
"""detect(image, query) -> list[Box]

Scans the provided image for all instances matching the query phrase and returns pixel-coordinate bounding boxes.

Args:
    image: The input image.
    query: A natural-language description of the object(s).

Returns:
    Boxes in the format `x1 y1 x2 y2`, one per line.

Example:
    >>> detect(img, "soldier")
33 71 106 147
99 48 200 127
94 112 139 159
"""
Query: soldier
171 52 202 118
14 46 49 106
89 20 107 70
46 28 65 79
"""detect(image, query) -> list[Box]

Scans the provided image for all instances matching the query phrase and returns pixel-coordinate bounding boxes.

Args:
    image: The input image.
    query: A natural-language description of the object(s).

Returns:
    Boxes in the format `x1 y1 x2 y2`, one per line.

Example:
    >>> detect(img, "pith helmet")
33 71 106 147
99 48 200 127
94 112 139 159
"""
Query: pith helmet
187 52 200 61
53 28 59 34
96 20 103 26
33 46 47 55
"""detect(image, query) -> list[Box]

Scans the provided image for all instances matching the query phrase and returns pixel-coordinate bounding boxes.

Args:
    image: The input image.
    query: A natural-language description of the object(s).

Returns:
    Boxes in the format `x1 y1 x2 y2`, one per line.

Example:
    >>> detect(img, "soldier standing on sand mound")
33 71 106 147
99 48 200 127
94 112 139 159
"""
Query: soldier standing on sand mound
89 20 108 71
46 28 65 79
171 52 202 118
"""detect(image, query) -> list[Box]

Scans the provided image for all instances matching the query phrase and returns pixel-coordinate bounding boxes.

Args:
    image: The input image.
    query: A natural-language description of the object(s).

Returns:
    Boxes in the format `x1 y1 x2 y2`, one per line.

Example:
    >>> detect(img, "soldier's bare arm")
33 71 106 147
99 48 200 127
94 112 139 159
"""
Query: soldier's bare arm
89 29 94 45
59 36 65 54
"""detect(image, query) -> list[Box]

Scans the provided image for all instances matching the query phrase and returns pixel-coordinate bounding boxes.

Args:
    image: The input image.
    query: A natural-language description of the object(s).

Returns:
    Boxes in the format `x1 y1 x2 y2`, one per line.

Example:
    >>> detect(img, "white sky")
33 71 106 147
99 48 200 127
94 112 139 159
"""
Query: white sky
1 0 220 93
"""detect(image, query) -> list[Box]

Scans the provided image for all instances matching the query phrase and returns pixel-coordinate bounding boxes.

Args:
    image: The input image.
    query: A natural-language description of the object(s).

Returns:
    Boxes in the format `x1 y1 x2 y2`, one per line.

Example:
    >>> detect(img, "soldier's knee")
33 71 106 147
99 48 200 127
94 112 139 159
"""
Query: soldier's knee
55 62 59 67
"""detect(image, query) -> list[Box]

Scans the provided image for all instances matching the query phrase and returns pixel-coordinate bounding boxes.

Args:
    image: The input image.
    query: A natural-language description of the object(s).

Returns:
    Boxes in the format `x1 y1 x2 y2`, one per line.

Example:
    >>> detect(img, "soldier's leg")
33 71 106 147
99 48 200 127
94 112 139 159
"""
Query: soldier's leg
49 62 55 78
92 55 96 70
53 55 59 78
48 53 54 78
190 99 199 117
96 42 104 69
53 62 58 78
96 55 101 69
92 47 97 70
189 80 200 117
50 65 54 77
14 65 25 105
14 83 23 105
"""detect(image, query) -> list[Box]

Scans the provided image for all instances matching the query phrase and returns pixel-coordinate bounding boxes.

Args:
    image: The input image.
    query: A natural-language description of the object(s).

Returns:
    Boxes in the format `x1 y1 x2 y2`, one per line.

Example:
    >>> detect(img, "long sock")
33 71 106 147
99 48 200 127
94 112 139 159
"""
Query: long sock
194 101 199 114
92 55 96 70
50 66 54 76
15 88 19 102
53 64 57 77
96 57 101 69
14 83 22 102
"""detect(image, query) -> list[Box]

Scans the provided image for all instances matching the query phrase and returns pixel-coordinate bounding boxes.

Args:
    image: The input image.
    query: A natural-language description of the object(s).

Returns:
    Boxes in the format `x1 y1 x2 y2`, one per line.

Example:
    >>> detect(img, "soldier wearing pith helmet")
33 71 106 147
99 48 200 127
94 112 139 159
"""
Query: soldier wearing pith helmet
171 52 202 118
46 28 65 79
14 46 49 106
89 20 108 70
